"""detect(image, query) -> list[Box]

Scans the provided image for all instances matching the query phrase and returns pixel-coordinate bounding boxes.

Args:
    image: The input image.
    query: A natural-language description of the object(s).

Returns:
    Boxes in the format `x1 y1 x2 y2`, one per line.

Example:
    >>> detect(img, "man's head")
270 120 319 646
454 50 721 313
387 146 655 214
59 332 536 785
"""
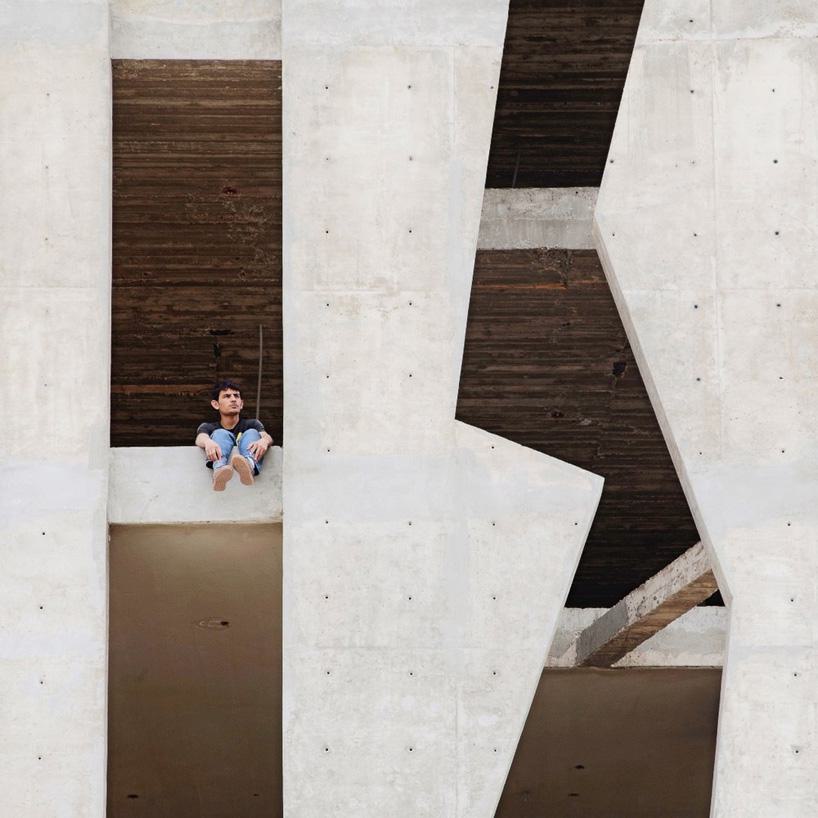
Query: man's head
210 379 243 416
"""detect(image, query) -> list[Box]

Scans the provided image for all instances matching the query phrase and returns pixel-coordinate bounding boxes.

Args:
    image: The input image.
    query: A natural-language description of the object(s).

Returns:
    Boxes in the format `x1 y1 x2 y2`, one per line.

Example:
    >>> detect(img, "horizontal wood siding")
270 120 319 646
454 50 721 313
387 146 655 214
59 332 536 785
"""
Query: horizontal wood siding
487 0 643 188
112 60 282 446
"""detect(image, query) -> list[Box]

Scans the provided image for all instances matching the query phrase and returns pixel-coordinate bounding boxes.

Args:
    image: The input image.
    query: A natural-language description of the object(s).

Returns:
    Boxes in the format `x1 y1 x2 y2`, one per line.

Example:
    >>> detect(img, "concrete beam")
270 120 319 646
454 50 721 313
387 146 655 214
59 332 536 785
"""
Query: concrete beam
477 187 597 250
561 543 718 668
548 606 726 669
110 0 282 59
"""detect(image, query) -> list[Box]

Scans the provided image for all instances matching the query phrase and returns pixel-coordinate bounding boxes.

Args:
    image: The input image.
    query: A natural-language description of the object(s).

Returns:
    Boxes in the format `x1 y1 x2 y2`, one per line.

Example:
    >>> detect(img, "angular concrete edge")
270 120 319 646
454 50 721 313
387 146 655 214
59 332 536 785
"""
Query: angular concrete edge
560 542 718 667
453 422 603 816
109 446 283 524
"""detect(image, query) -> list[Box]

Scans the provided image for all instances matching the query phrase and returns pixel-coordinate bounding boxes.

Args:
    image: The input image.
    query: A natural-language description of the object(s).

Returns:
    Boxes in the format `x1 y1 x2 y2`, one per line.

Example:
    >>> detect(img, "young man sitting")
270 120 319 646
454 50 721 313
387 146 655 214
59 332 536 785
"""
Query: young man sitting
195 380 273 491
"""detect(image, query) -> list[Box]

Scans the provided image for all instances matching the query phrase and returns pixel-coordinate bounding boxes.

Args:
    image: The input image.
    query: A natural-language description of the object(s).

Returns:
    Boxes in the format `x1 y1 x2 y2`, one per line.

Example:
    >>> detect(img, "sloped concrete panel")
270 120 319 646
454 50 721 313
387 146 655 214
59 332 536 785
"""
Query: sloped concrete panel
595 3 818 815
283 4 602 815
0 2 111 815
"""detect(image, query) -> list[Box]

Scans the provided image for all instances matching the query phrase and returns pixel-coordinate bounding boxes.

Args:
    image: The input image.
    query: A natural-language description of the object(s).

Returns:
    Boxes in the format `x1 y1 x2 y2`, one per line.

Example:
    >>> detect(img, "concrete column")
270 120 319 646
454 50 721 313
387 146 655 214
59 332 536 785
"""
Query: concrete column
282 2 602 815
0 2 111 815
595 2 818 815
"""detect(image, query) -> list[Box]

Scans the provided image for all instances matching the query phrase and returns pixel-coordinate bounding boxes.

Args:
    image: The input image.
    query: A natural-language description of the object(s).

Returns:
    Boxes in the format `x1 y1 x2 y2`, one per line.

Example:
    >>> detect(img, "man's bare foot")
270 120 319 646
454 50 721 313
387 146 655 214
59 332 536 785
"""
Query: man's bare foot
231 452 255 486
213 465 233 492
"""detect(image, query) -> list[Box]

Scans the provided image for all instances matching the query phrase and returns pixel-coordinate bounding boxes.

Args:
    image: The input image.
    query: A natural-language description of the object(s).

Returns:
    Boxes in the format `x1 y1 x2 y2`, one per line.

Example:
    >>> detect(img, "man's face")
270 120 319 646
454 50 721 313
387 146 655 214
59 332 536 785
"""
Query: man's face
211 388 243 415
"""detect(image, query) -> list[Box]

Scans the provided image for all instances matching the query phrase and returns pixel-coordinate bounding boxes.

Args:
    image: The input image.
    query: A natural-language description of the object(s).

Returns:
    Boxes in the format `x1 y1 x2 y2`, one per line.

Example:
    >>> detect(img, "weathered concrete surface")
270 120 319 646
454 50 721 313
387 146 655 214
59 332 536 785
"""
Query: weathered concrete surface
108 446 283 524
0 2 111 815
562 542 717 667
477 187 597 250
110 0 282 59
549 607 727 668
596 2 818 814
282 3 602 815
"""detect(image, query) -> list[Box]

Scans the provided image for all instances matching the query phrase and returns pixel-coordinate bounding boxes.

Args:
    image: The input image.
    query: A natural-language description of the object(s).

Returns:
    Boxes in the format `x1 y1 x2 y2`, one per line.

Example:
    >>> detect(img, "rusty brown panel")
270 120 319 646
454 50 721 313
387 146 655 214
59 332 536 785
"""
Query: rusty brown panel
112 60 282 447
487 0 644 188
456 249 710 607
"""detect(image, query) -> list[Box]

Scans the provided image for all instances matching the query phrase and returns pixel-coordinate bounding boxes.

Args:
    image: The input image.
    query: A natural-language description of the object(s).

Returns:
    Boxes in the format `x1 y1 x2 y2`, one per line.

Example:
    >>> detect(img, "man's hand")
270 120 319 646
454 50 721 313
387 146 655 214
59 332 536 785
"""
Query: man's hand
204 440 222 462
248 438 269 461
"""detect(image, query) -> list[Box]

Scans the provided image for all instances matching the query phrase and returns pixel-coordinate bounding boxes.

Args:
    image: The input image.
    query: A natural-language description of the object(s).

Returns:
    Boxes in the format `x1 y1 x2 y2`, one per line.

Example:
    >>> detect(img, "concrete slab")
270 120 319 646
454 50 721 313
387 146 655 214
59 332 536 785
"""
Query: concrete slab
108 447 283 525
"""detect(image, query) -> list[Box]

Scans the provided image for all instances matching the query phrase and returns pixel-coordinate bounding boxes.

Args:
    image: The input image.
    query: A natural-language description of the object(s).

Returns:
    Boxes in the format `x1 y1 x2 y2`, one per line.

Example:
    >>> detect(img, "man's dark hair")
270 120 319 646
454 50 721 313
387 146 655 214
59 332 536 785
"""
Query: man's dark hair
210 379 242 402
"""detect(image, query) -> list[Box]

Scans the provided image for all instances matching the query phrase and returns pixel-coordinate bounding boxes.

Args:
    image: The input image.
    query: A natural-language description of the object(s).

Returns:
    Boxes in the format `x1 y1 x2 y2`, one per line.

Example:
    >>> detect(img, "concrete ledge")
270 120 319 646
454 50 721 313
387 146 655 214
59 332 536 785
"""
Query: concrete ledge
477 187 597 250
108 446 283 525
548 607 727 668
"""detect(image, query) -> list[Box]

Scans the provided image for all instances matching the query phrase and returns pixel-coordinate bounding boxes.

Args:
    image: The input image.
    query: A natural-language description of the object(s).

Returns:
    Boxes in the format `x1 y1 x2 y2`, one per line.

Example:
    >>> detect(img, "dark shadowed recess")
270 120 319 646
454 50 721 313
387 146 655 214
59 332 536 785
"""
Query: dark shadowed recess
111 60 282 447
495 668 720 818
487 0 644 188
456 249 721 607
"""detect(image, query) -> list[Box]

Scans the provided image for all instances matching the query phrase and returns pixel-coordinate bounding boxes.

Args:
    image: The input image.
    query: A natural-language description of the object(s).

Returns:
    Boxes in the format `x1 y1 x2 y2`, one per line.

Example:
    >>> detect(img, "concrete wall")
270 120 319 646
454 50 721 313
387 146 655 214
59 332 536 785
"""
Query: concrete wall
0 2 111 815
595 2 818 815
110 0 282 59
282 2 602 815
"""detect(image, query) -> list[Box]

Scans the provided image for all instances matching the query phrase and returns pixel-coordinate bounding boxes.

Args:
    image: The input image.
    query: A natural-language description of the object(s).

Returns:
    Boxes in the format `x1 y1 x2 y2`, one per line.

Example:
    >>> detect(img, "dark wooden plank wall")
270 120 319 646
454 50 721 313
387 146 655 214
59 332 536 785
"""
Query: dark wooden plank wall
112 60 282 446
486 0 644 188
457 250 709 607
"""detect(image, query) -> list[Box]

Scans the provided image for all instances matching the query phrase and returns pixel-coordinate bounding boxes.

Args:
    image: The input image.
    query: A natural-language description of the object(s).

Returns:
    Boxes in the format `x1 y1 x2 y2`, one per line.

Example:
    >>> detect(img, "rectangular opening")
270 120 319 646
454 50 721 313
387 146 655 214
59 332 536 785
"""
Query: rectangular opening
107 524 282 816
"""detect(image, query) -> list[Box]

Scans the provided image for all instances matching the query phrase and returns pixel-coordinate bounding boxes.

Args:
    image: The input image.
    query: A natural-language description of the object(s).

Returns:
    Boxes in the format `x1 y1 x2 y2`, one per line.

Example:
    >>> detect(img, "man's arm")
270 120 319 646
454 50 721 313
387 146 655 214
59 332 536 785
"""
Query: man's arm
248 428 273 461
196 431 222 462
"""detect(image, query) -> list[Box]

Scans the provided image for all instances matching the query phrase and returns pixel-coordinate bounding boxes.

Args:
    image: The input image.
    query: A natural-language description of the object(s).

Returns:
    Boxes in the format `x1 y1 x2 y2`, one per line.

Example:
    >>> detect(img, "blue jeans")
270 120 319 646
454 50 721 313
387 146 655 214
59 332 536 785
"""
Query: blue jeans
208 428 262 475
